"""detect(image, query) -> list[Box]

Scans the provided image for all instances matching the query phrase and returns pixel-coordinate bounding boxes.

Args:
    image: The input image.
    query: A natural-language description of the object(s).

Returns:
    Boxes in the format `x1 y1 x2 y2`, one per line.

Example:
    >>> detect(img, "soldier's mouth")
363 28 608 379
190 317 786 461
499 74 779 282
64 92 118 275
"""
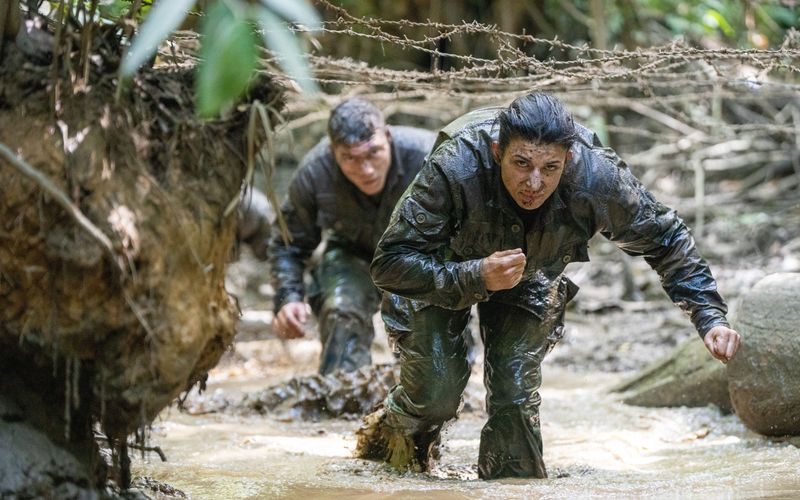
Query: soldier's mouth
519 191 540 205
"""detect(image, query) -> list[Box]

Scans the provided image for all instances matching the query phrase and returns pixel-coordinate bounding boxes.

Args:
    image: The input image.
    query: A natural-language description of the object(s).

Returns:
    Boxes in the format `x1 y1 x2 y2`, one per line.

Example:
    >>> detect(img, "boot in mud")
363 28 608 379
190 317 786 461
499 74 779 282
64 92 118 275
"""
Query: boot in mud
354 405 441 473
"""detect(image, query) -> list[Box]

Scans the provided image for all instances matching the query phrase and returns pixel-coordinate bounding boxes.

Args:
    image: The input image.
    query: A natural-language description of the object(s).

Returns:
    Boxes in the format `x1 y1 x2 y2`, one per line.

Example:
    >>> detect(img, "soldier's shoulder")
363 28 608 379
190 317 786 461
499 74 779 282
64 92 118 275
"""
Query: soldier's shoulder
289 137 337 190
568 123 628 194
297 137 336 173
389 125 437 152
440 107 502 141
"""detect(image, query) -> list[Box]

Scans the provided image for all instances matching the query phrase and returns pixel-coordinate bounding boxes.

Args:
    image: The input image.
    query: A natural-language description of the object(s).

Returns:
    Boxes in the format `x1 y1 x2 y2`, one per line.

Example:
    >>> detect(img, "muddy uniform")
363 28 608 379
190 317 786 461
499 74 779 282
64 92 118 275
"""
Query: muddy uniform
366 108 730 479
268 126 436 375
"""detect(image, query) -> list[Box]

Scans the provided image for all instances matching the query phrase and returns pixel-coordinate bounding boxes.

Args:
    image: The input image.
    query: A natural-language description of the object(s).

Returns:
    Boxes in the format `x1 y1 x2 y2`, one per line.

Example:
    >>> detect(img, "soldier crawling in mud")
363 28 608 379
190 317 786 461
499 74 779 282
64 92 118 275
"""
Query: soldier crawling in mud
355 92 742 479
267 98 437 375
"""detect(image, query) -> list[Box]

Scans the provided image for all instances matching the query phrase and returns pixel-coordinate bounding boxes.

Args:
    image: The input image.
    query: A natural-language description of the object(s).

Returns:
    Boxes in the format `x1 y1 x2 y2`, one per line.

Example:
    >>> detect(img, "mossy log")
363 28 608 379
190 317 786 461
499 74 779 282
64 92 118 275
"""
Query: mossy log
610 336 731 412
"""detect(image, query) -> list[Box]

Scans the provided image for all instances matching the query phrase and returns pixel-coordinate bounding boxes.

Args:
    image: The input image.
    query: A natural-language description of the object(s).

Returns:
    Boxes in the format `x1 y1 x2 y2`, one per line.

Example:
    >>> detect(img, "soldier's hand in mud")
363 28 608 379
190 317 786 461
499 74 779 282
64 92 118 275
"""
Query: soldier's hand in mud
703 325 741 363
481 248 526 291
274 301 312 339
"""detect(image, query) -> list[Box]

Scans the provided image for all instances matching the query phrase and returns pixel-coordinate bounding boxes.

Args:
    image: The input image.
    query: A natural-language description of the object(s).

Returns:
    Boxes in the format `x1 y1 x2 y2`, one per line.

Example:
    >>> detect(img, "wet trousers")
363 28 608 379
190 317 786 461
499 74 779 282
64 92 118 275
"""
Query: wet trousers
383 300 564 479
308 247 381 375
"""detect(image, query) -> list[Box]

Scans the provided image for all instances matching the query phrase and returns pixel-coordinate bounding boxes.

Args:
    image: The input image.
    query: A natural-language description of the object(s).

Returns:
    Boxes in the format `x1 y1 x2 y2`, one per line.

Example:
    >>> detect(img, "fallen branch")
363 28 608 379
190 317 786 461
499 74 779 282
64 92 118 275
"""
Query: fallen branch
625 100 707 138
128 442 168 462
0 142 125 275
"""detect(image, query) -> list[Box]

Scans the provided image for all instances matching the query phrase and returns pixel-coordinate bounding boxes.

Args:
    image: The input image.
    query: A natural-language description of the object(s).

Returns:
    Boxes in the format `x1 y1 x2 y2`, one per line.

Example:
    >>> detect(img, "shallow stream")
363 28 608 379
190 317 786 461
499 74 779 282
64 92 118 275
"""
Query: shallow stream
133 364 800 499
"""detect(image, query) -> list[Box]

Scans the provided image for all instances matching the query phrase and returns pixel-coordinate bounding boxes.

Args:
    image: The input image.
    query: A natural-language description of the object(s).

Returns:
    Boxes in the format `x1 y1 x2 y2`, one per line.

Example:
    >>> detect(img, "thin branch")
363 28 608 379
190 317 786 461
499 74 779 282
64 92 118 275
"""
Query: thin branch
128 442 168 462
0 142 125 275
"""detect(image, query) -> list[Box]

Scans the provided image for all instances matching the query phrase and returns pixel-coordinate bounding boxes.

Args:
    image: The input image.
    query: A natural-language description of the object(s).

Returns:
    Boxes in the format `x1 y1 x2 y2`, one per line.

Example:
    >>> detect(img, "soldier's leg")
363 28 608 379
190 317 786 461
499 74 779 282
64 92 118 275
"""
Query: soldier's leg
308 247 380 375
476 300 564 480
355 304 471 471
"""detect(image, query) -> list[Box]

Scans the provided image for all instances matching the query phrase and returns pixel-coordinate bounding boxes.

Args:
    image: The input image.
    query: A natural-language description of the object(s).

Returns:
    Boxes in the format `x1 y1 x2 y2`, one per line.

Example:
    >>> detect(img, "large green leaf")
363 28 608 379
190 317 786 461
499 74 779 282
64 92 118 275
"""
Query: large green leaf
196 3 258 118
256 7 319 94
258 0 321 30
120 0 197 77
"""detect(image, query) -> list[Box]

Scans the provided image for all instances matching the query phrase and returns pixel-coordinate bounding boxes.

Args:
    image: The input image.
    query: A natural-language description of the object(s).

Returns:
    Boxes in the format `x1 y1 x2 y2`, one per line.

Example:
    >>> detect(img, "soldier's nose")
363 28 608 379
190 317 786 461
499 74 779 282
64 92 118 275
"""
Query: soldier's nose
528 172 542 190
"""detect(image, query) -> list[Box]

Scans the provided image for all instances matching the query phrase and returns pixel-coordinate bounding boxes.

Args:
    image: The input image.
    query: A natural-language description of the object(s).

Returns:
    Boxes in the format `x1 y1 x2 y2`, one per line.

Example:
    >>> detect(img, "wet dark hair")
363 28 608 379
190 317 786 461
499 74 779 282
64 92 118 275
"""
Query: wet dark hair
496 93 577 155
327 97 386 145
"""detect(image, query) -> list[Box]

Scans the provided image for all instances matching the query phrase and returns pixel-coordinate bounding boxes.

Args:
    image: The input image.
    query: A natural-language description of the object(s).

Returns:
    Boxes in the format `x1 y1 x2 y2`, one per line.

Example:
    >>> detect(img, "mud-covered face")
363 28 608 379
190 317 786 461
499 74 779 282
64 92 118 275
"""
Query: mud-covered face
493 138 571 210
332 129 392 196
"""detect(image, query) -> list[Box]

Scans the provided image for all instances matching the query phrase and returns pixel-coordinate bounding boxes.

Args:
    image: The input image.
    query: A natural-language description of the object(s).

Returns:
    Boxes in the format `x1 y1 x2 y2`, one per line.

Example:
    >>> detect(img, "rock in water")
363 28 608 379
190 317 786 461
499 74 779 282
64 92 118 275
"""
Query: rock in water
610 336 731 412
727 273 800 436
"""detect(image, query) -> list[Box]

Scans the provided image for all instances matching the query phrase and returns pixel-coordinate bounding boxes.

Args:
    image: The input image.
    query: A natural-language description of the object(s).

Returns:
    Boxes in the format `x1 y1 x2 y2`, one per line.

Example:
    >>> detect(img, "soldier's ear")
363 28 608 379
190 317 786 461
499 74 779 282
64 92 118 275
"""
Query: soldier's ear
491 141 500 163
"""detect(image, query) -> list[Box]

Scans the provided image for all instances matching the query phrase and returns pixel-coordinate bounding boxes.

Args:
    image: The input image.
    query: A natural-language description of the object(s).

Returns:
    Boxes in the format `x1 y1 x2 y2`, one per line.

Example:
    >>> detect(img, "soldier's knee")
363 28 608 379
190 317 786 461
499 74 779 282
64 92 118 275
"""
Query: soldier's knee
424 390 463 424
320 293 374 321
405 366 467 424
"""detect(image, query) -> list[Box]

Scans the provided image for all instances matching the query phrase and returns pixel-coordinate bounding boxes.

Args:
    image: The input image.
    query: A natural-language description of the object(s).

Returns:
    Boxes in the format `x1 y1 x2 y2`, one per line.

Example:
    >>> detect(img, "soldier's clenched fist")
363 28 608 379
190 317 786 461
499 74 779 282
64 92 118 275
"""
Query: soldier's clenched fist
481 248 526 291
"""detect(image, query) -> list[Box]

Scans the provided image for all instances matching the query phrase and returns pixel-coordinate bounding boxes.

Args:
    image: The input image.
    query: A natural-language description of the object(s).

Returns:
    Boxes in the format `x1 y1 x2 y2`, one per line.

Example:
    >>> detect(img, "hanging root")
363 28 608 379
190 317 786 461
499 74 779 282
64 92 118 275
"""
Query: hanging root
354 405 441 473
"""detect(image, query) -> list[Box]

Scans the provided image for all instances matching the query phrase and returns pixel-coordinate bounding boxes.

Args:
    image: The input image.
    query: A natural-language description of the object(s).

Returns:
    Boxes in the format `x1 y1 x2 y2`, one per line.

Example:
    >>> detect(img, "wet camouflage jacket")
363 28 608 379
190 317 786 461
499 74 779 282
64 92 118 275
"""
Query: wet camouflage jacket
269 126 437 312
371 108 729 337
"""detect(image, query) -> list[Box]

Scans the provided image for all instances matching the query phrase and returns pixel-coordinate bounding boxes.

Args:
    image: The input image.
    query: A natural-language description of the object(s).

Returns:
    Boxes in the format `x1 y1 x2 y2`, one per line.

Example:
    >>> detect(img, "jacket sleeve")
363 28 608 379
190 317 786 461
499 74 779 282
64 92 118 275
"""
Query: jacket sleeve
588 147 729 338
267 169 321 313
370 160 487 310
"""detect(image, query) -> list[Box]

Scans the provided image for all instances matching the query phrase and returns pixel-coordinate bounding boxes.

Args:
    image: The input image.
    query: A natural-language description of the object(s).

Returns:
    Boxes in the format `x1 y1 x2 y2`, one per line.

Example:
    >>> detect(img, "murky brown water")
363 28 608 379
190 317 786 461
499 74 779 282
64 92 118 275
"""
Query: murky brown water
133 364 800 499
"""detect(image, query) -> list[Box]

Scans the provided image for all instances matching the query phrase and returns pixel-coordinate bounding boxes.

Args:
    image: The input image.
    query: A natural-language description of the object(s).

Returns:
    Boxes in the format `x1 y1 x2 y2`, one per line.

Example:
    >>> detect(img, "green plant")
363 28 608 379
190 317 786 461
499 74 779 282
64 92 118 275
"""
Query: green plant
119 0 321 118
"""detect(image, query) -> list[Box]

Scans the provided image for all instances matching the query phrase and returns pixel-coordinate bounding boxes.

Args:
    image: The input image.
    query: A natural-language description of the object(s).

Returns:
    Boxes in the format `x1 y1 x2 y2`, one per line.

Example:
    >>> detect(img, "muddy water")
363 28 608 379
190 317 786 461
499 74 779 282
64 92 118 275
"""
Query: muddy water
133 363 800 499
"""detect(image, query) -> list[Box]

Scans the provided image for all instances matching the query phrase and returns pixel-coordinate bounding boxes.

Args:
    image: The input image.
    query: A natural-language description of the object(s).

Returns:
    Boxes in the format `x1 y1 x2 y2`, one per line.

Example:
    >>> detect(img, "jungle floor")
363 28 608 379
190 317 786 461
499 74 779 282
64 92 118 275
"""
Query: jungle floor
131 200 800 499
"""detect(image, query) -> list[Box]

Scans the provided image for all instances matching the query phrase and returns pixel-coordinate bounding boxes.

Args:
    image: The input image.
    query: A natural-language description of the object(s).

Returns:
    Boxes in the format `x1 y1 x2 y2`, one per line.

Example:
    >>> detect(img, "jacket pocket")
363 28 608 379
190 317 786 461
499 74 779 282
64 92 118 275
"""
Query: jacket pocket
400 197 448 237
538 235 589 279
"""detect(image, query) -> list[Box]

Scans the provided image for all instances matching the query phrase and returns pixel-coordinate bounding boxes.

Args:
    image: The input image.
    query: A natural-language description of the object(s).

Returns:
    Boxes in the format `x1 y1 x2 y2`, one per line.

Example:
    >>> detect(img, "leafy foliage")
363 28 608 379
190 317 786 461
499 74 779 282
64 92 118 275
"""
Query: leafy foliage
195 2 258 118
117 0 320 117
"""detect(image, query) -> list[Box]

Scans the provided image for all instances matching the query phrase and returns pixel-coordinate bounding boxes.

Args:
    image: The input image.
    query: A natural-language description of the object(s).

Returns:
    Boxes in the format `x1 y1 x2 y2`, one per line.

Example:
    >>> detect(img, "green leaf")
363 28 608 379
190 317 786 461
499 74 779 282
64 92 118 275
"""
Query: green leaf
703 9 735 37
120 0 197 77
256 7 319 94
258 0 322 30
97 0 129 20
196 3 258 118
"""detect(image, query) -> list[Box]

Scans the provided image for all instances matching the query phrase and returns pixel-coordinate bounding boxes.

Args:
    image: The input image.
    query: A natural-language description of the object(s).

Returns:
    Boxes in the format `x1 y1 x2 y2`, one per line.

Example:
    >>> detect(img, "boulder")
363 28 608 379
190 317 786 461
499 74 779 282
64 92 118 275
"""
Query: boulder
727 273 800 436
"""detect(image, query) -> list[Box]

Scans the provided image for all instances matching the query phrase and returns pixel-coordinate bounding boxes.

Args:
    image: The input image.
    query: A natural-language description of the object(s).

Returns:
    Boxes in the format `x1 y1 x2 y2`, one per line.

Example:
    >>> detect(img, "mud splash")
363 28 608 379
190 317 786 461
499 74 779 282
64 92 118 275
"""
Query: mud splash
183 363 399 421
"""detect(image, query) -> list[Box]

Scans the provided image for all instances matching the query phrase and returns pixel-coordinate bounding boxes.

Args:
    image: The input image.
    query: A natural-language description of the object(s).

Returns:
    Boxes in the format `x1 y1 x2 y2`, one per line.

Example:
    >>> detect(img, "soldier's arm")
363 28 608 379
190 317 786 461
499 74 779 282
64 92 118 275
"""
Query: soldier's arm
371 160 488 310
588 147 730 339
267 169 321 313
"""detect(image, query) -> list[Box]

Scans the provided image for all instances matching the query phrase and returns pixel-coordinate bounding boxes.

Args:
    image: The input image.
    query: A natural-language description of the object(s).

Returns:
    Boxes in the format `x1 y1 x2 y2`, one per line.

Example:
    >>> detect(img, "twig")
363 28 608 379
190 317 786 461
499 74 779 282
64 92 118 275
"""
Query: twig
0 142 125 275
222 102 260 219
0 1 11 57
256 103 292 247
50 0 65 114
625 101 707 138
127 442 168 462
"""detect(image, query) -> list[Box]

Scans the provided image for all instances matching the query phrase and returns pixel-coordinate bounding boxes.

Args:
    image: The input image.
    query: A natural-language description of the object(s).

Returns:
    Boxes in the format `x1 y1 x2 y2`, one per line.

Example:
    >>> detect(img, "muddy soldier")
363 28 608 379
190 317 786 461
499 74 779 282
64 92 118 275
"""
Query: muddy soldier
356 93 742 479
268 98 436 375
